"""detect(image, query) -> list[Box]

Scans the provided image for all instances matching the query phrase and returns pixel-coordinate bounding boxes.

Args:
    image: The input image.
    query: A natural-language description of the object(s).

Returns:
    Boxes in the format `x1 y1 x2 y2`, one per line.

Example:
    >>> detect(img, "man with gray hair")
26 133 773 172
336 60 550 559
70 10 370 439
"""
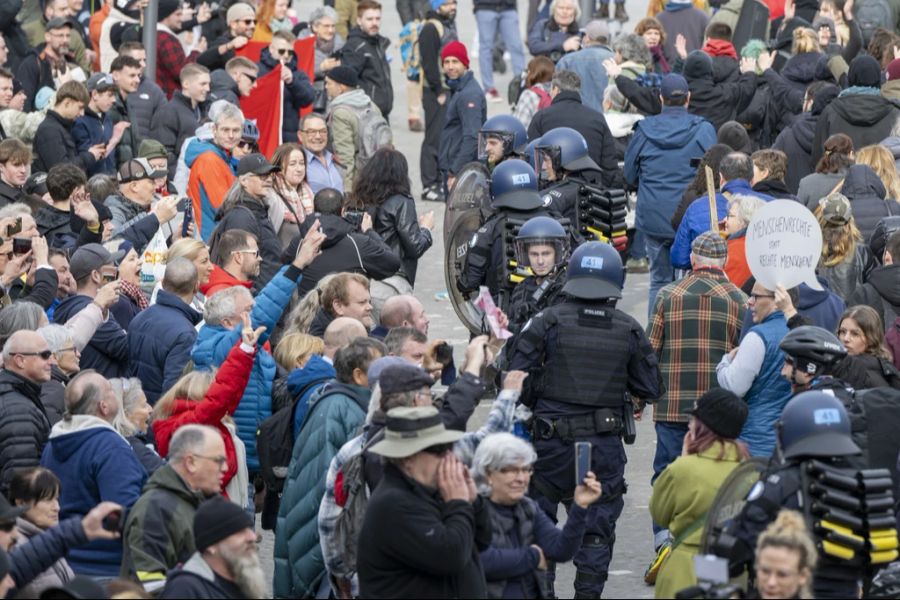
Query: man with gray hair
555 20 614 113
128 257 203 404
40 370 147 577
645 231 746 568
0 330 55 494
122 425 227 588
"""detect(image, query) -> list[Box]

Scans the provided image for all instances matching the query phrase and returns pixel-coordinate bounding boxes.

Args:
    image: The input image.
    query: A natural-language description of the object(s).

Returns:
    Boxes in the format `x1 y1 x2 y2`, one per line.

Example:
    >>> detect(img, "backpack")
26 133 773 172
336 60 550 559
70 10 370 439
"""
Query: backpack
531 85 553 111
507 71 524 107
399 19 444 80
330 104 393 165
331 431 380 579
856 0 895 46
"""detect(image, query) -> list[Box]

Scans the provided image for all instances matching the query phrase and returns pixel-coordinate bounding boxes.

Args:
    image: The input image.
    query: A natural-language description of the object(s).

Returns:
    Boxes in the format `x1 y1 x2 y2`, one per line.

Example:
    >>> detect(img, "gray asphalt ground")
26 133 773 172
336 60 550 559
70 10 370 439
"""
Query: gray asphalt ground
261 0 659 596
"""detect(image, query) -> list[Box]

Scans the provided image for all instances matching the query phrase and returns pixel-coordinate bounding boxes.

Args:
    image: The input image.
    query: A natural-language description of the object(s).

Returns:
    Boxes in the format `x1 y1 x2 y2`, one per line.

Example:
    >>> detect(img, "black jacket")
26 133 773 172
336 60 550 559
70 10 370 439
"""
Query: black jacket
0 370 51 495
283 213 401 297
0 0 31 72
848 263 900 331
0 179 25 208
752 179 797 201
527 90 622 188
36 203 78 250
772 111 818 194
357 463 491 599
15 46 55 112
197 32 237 72
813 92 900 166
209 68 240 107
8 266 58 310
108 90 141 165
419 13 457 93
341 27 393 117
840 164 900 242
438 71 485 176
214 193 283 292
33 110 98 174
373 193 433 285
682 55 758 131
40 366 68 427
150 91 206 179
258 47 315 141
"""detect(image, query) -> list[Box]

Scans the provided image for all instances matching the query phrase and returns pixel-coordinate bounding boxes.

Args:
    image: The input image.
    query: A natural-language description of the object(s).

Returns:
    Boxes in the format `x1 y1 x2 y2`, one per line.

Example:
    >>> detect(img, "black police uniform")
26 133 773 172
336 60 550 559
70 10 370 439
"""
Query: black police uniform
507 267 568 334
540 171 603 224
509 297 663 597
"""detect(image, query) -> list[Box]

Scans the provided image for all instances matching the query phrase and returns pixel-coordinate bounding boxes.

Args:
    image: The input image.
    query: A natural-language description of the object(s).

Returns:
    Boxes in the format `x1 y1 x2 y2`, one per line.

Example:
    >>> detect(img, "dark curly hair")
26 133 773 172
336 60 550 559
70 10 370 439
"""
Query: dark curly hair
350 148 411 207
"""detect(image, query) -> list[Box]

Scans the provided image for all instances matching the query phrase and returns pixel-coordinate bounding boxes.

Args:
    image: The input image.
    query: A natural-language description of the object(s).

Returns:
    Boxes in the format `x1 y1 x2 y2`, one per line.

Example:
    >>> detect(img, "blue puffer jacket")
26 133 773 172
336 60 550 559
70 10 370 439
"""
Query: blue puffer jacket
625 106 716 239
40 416 146 576
71 107 115 176
741 312 792 457
287 354 336 439
670 179 773 269
273 381 370 598
192 264 303 472
129 289 203 404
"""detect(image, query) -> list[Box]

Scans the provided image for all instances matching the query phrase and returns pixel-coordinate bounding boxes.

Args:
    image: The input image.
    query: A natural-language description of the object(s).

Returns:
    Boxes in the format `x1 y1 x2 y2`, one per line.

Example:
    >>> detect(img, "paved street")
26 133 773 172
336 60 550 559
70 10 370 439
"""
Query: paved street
263 0 660 596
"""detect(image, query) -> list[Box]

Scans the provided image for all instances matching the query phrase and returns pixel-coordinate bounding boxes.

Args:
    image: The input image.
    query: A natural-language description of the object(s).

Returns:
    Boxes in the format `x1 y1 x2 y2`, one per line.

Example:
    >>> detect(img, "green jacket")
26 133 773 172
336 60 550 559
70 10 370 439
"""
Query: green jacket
649 444 743 599
120 464 205 585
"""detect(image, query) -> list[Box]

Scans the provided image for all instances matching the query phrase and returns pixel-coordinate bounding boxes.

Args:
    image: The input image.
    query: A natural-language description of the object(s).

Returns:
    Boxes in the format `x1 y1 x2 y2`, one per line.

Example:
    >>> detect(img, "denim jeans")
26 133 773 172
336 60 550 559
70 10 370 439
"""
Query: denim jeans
651 421 689 543
630 228 647 260
475 9 526 89
645 233 675 318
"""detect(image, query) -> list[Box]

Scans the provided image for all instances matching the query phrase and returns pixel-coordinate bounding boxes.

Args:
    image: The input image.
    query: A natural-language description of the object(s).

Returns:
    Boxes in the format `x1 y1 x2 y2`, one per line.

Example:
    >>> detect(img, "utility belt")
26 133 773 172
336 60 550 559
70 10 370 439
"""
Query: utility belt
532 408 624 442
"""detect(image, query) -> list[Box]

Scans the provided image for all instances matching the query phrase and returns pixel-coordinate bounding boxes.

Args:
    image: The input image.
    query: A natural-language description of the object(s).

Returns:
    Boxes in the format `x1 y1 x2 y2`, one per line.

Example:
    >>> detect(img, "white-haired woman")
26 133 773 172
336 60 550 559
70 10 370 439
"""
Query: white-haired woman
37 324 79 426
724 193 765 290
527 0 582 63
300 6 344 113
111 377 162 476
474 433 602 599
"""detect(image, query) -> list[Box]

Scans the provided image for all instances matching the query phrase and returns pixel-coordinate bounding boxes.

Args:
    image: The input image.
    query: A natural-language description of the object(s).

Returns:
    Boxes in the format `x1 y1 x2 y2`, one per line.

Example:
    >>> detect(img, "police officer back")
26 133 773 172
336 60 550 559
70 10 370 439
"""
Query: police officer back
509 242 664 598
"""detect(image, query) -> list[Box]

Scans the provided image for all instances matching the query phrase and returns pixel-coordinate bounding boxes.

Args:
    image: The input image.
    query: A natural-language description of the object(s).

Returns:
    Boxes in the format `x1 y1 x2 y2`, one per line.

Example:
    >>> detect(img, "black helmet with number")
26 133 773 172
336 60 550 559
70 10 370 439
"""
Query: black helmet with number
490 159 544 210
779 326 847 377
562 241 624 300
514 216 570 270
778 391 860 459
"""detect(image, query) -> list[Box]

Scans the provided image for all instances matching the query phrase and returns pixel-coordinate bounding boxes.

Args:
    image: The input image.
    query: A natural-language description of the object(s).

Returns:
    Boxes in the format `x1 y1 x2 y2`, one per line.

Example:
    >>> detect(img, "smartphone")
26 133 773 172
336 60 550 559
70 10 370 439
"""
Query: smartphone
100 266 118 284
7 217 22 237
182 201 193 238
102 509 125 534
344 209 365 231
575 441 591 485
12 237 31 255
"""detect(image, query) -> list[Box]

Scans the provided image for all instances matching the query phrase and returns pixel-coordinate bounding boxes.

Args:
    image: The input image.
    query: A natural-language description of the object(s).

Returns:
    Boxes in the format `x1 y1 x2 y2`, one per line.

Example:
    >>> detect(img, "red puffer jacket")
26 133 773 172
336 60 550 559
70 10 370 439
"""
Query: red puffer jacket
152 341 255 494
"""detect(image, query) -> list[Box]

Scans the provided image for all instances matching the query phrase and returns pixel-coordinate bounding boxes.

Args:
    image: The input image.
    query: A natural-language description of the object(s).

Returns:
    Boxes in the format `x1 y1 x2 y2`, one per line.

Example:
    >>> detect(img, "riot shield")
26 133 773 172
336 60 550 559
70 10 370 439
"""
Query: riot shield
444 210 488 335
700 458 768 555
443 162 492 242
732 0 770 54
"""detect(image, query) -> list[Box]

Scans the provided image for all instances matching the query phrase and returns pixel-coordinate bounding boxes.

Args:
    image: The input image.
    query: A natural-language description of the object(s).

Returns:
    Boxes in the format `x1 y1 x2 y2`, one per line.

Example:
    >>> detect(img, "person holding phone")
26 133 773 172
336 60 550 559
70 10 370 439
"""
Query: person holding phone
104 239 146 330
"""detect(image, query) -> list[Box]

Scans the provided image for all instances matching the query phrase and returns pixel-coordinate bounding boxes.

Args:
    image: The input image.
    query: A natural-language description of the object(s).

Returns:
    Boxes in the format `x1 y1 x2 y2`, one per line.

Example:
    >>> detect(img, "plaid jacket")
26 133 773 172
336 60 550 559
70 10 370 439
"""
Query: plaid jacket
648 267 747 423
156 29 200 99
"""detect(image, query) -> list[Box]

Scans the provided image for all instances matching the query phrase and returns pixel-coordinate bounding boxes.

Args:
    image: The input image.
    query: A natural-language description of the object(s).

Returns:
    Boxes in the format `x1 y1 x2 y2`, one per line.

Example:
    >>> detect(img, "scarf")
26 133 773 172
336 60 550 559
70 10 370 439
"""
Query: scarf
650 44 671 73
119 280 149 311
703 39 737 59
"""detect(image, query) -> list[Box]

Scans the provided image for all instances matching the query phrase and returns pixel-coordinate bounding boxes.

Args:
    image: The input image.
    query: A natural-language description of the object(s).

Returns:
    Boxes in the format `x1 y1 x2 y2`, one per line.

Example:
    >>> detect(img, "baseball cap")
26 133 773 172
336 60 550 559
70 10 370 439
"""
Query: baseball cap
45 17 74 31
118 158 167 184
237 153 280 177
69 243 123 281
660 74 689 101
582 20 609 42
820 193 852 226
25 172 48 197
86 73 115 93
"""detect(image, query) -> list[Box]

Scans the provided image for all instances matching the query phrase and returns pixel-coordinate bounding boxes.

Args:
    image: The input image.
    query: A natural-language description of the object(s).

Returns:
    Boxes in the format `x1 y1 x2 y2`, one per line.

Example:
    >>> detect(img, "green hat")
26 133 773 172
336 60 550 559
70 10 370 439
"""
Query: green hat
820 192 852 226
138 139 167 161
369 406 464 458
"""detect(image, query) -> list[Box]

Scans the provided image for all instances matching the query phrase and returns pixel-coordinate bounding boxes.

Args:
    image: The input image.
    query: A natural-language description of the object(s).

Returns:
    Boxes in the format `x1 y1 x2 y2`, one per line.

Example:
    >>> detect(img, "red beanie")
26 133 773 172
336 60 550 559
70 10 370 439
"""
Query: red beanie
888 58 900 82
441 40 470 69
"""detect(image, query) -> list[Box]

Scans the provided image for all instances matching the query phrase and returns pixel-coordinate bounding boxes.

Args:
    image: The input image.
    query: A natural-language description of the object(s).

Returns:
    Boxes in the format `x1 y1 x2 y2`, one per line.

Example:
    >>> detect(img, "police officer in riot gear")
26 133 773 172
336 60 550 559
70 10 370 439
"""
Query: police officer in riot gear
508 216 570 333
534 127 603 222
780 327 854 399
457 159 558 310
718 391 875 599
508 242 664 598
478 114 528 170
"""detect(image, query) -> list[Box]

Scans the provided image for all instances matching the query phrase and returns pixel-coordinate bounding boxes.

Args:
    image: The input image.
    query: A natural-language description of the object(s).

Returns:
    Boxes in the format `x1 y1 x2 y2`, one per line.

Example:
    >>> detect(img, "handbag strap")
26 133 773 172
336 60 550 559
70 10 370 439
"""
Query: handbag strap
670 512 708 551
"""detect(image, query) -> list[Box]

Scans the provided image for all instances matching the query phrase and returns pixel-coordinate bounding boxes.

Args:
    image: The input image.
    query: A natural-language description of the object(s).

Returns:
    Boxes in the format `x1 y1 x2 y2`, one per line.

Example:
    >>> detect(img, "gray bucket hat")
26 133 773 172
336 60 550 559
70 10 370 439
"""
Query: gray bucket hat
369 406 464 459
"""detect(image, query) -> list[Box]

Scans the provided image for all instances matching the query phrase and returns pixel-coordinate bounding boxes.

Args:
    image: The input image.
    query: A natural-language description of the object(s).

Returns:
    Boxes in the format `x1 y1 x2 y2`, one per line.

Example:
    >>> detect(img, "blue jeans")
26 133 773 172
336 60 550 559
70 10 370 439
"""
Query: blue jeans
651 421 689 543
630 228 647 260
645 234 675 318
475 9 526 89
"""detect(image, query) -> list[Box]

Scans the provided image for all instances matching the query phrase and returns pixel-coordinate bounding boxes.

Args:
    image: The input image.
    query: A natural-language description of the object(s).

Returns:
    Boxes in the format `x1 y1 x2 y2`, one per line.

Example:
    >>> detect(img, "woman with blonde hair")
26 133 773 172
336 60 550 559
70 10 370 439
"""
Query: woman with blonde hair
151 238 215 312
815 193 876 300
792 27 820 54
754 510 817 599
152 316 262 507
855 144 900 201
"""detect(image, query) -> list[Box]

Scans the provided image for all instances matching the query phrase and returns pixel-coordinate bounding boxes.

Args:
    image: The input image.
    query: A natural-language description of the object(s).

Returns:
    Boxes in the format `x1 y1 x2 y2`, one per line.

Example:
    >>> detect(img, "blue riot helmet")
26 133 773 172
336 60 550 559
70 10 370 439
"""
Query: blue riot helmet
490 159 544 210
479 115 528 164
533 127 600 183
515 216 570 276
778 391 860 459
562 241 624 300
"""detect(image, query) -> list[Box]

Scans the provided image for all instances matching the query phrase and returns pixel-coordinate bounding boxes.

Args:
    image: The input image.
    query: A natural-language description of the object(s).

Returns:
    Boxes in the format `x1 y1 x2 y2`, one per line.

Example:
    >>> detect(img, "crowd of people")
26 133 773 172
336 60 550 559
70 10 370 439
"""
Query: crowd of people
0 0 898 598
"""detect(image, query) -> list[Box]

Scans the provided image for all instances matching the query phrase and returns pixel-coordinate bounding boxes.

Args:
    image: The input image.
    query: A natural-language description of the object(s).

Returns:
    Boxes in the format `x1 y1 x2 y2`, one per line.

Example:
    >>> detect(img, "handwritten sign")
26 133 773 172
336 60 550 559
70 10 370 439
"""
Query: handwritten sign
745 200 822 291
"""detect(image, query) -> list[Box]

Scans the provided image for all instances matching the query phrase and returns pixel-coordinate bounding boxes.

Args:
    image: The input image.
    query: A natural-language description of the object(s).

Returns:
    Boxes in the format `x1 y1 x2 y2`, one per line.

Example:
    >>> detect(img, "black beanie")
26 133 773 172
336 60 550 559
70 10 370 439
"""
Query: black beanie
689 388 748 439
682 50 713 81
158 0 181 20
193 496 254 552
848 55 882 88
325 66 359 88
717 121 752 155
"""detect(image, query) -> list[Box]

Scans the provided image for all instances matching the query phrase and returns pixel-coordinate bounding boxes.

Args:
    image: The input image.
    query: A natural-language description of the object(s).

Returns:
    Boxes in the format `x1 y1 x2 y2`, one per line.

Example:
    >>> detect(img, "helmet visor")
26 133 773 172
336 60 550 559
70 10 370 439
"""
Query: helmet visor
514 238 569 275
478 131 513 163
533 146 561 185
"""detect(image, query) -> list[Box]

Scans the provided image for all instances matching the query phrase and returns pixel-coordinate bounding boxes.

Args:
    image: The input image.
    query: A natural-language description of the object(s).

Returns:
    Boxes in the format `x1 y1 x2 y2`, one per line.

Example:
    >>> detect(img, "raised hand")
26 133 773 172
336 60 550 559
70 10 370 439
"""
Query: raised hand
240 312 266 346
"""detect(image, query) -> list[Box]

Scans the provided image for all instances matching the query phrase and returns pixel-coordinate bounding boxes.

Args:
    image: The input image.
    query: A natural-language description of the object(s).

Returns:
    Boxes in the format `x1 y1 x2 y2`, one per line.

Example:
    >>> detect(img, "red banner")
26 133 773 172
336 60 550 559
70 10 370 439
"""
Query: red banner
240 65 283 158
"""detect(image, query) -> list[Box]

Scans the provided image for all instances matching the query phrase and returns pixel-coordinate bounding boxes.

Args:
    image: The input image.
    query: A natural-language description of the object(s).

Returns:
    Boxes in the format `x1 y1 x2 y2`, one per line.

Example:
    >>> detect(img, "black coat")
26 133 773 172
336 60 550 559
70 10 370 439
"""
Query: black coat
341 27 393 117
0 370 51 496
357 463 491 599
848 264 900 331
40 366 68 427
8 267 58 310
214 193 283 292
0 0 31 72
438 71 485 176
33 111 98 173
813 92 900 166
108 90 141 165
150 92 206 179
15 46 54 112
197 32 237 72
772 111 818 194
283 213 401 297
0 180 25 207
527 90 622 188
373 193 433 286
682 56 758 131
840 164 900 242
257 47 315 141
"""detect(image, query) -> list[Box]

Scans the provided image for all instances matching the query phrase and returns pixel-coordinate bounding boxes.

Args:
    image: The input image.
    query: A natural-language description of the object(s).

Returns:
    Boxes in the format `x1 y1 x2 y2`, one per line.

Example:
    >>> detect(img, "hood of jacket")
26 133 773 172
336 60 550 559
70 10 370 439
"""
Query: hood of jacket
867 264 900 305
683 50 714 81
286 354 337 397
185 138 229 170
703 39 737 59
214 190 267 221
841 164 887 200
52 294 92 326
811 84 840 115
782 51 820 85
143 463 206 507
200 265 252 296
796 278 835 310
329 88 373 109
882 135 900 159
317 213 355 248
790 112 817 154
47 415 121 461
829 93 897 127
210 69 238 96
638 106 712 149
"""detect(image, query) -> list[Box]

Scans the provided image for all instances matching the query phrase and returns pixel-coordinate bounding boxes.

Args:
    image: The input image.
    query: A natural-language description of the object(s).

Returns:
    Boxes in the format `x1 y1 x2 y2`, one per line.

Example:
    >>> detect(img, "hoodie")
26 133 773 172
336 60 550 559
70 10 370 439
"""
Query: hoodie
849 264 900 328
883 136 900 174
624 106 717 238
41 415 146 576
681 50 758 130
840 164 900 241
208 69 239 106
53 294 129 378
200 265 253 299
288 354 338 439
185 138 236 241
772 84 840 193
813 92 900 167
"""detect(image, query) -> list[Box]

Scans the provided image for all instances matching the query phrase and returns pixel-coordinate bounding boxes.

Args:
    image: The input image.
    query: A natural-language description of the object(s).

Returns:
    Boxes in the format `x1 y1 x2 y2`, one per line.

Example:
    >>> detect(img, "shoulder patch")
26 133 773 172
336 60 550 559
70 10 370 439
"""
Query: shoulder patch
541 194 552 207
746 480 764 502
766 474 781 485
469 234 478 247
521 318 533 332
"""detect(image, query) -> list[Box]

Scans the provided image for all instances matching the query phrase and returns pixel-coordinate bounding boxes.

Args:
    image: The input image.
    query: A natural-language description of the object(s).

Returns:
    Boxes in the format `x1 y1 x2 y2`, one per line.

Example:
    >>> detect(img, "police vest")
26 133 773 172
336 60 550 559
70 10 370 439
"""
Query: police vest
538 302 632 408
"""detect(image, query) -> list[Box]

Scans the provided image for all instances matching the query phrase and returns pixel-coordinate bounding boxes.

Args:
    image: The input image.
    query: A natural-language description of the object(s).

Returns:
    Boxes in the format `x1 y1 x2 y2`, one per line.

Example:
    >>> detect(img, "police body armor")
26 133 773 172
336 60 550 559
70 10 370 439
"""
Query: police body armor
531 301 632 408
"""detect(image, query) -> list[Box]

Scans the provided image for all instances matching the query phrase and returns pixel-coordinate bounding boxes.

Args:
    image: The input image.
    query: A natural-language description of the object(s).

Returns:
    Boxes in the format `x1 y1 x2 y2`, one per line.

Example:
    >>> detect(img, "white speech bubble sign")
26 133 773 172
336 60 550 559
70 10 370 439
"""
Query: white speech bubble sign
745 200 823 292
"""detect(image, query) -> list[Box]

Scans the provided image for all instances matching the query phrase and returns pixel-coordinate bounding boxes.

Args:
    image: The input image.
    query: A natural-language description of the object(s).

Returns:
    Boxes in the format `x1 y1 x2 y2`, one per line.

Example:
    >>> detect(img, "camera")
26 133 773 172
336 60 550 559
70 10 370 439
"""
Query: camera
344 209 366 231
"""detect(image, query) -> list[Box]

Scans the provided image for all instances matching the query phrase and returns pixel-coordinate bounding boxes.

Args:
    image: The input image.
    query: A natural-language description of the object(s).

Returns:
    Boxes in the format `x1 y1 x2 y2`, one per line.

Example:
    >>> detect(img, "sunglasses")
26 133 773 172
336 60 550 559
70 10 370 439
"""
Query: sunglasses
240 18 256 25
13 350 53 360
276 48 295 57
240 71 257 84
423 443 454 456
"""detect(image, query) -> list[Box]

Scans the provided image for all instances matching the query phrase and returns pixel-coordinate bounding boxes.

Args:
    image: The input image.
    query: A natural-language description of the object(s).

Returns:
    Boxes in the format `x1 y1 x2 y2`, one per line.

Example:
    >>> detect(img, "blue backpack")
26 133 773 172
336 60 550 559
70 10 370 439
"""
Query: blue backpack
399 18 444 80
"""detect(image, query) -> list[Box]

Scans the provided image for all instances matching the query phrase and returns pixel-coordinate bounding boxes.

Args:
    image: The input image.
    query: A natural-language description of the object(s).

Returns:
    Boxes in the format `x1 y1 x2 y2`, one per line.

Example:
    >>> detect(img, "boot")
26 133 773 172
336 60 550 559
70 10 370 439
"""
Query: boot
594 3 609 19
614 3 628 21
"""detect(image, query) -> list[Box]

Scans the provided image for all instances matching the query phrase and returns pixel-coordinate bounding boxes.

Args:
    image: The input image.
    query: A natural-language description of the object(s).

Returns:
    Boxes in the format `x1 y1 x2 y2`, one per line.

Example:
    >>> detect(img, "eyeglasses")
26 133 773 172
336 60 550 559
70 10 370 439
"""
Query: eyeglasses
498 466 534 476
276 48 295 57
193 454 228 467
749 293 775 301
302 128 328 136
12 350 53 360
423 443 454 456
232 249 259 257
57 346 77 355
